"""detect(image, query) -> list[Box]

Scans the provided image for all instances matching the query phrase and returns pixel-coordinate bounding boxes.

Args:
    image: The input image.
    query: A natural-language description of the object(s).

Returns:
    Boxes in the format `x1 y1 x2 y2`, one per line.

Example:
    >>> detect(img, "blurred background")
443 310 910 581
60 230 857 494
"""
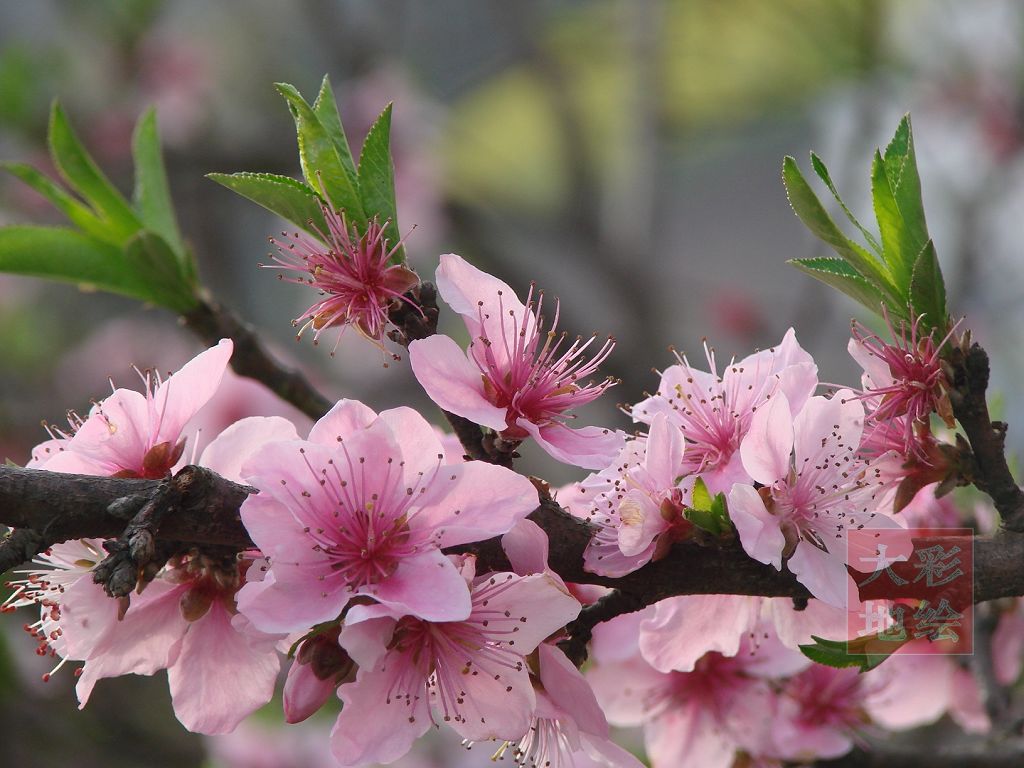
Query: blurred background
2 0 1024 764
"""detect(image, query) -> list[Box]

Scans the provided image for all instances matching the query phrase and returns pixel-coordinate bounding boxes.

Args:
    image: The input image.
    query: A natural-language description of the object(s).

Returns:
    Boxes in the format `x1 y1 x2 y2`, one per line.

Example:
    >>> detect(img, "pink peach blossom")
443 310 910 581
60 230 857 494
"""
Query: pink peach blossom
409 254 622 469
330 562 581 766
728 391 912 607
237 400 539 631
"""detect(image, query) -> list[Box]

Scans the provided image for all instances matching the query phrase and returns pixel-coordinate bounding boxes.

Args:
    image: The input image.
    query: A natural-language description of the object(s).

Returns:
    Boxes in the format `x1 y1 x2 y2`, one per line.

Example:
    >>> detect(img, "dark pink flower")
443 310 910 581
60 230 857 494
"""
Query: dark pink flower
266 208 419 352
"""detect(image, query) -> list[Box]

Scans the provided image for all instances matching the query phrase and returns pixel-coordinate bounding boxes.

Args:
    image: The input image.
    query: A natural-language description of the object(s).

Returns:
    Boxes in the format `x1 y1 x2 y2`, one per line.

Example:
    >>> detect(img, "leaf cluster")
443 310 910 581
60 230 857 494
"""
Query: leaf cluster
1 106 197 312
784 116 948 336
208 77 402 261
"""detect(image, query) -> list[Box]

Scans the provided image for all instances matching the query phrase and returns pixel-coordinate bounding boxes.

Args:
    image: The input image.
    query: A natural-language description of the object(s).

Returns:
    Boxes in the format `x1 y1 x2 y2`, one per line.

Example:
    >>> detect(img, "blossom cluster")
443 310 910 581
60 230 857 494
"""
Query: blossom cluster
4 251 1008 768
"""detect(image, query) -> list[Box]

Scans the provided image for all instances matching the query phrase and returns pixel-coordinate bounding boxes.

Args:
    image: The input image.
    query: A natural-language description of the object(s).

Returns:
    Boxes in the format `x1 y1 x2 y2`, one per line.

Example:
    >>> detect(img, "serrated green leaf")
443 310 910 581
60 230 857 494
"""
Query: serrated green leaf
122 230 197 312
870 150 914 297
312 76 358 183
809 152 882 255
1 162 112 242
788 257 895 318
782 156 896 300
684 506 721 535
0 226 162 304
275 83 364 224
207 172 328 235
709 491 727 520
909 240 947 334
691 476 712 512
799 634 904 673
48 102 141 241
132 109 186 259
884 115 930 273
358 103 403 262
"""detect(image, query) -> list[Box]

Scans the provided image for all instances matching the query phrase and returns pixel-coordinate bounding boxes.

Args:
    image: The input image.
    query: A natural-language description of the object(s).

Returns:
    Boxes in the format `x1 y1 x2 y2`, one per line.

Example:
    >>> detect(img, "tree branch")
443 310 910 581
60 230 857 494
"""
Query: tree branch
7 465 1024 612
948 342 1024 530
182 292 334 421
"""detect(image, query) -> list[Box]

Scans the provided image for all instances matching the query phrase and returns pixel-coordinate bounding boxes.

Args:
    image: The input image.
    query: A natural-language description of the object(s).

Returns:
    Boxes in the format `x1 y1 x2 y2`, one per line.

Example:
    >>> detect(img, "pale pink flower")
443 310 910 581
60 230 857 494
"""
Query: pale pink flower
29 339 234 477
771 665 867 761
483 643 644 768
409 253 622 469
728 391 912 607
265 207 420 352
638 594 849 674
576 416 695 577
631 329 817 494
330 562 581 766
236 399 539 631
588 651 779 768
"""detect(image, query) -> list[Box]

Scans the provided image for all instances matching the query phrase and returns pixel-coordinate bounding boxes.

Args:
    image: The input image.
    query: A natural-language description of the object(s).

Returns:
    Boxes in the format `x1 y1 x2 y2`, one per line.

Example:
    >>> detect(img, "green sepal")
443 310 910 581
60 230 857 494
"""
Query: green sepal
1 162 112 243
358 103 403 262
132 109 186 260
207 172 328 235
909 239 948 335
275 82 364 223
48 102 141 241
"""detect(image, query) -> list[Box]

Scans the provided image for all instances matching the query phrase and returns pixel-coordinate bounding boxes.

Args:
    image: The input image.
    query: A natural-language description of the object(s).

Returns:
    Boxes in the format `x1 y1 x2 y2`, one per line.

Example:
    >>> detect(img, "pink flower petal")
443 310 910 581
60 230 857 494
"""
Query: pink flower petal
477 572 580 652
235 570 349 635
377 405 447 477
538 643 608 737
524 421 624 470
333 668 430 766
739 392 793 485
167 602 280 734
639 595 758 673
365 548 472 622
728 483 786 569
198 416 299 482
408 334 508 431
307 399 378 446
501 518 550 576
152 339 233 445
786 541 852 608
413 460 538 548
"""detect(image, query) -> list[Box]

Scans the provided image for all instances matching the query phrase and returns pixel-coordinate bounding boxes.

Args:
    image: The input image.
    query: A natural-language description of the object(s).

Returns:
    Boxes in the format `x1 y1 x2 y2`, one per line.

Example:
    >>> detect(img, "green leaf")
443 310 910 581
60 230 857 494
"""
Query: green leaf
275 83 364 223
809 152 882 255
691 476 712 512
358 103 403 261
798 634 900 673
207 172 328 235
312 76 358 183
48 102 141 241
0 226 159 304
1 162 112 242
132 109 185 259
122 230 197 312
788 257 895 318
782 156 896 300
883 115 929 258
870 150 914 296
909 239 948 334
